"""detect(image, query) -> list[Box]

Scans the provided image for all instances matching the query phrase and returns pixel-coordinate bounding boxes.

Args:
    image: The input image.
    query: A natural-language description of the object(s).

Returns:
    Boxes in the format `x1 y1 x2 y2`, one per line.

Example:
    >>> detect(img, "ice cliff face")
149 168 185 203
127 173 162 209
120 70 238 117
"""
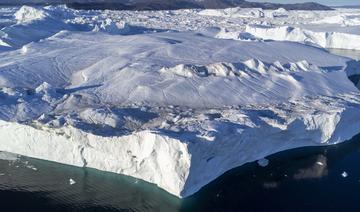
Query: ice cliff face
243 25 360 50
0 5 359 197
1 87 360 197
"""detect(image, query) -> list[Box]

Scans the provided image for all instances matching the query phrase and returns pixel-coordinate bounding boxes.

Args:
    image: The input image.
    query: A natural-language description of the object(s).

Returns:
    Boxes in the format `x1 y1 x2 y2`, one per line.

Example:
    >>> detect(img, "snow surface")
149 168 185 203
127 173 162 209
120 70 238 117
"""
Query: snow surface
0 5 359 198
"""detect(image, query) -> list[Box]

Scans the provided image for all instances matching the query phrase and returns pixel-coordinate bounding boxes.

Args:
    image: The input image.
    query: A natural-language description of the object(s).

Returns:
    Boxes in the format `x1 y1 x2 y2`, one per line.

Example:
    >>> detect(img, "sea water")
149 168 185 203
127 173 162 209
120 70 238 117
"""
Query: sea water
1 134 360 212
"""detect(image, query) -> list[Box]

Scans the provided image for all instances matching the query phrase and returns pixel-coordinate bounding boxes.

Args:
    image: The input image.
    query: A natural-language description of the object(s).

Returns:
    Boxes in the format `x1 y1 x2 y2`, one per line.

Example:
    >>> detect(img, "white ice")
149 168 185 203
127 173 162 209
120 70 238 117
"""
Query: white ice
0 5 359 198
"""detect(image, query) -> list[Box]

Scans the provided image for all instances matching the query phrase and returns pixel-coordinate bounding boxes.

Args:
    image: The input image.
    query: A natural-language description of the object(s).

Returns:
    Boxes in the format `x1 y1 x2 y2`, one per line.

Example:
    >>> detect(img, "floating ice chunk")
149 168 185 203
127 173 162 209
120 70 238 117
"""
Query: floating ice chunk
257 158 269 167
0 151 19 161
341 171 348 178
316 161 324 166
26 165 38 171
0 39 11 47
69 178 76 185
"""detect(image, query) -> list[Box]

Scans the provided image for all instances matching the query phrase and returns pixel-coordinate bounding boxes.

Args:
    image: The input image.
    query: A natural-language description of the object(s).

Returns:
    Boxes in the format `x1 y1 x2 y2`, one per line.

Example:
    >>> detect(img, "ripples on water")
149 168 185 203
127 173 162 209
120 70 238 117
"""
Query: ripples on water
185 134 360 212
0 154 183 212
0 134 360 212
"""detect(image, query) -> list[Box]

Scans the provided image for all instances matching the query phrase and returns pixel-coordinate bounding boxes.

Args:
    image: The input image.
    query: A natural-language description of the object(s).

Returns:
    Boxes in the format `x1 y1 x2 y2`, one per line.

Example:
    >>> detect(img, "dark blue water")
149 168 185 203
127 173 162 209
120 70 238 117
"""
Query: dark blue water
1 134 360 212
184 134 360 212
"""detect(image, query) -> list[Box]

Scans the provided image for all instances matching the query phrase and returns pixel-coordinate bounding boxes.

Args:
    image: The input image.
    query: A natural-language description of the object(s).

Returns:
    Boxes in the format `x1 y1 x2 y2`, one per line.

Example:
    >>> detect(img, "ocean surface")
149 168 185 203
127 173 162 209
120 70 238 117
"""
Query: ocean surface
1 134 360 212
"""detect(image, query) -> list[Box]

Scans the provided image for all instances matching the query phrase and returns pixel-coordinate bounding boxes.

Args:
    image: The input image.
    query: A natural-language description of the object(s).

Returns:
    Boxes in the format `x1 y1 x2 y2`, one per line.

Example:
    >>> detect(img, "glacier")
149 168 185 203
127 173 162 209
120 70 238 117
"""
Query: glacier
0 5 360 198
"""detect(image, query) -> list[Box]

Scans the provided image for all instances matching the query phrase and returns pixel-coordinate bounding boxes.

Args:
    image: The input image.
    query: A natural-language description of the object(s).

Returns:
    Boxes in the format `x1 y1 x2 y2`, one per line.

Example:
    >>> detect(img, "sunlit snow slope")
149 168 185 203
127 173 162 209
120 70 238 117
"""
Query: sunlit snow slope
0 5 360 197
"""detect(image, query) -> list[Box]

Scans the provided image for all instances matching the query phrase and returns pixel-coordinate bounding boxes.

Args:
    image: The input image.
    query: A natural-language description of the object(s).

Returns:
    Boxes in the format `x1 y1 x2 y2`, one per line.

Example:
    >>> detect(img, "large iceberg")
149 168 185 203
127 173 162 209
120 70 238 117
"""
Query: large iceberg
0 5 360 197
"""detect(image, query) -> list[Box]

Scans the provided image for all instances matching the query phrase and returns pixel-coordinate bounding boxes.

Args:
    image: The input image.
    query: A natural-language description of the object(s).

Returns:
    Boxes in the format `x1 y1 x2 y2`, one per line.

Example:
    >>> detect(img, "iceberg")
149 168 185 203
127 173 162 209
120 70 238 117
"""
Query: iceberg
245 25 360 50
0 5 359 198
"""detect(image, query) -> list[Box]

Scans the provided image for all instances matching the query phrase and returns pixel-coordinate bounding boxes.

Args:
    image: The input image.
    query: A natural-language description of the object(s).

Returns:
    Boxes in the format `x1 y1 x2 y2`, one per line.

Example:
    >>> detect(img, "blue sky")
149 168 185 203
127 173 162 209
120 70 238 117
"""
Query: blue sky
247 0 359 6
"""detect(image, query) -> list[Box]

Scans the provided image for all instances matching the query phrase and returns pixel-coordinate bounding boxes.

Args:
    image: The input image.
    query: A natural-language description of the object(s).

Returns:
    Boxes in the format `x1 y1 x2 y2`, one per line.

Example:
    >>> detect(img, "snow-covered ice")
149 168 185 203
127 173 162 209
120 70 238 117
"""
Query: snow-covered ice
0 5 359 198
14 6 48 23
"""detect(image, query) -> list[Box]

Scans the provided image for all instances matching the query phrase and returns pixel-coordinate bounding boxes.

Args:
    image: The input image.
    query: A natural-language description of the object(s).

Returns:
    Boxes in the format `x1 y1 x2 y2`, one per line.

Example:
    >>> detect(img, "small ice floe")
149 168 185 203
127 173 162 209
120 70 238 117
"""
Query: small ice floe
0 152 19 161
0 173 5 176
24 162 38 171
69 178 76 185
316 161 324 166
257 158 269 167
341 171 348 178
26 165 37 171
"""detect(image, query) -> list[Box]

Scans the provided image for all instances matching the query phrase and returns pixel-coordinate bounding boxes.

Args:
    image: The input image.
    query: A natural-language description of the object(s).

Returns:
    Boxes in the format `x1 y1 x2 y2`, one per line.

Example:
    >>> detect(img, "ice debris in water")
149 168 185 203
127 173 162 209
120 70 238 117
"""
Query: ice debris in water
26 165 37 171
0 152 19 161
69 178 76 185
316 161 324 166
257 158 269 167
341 171 348 178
